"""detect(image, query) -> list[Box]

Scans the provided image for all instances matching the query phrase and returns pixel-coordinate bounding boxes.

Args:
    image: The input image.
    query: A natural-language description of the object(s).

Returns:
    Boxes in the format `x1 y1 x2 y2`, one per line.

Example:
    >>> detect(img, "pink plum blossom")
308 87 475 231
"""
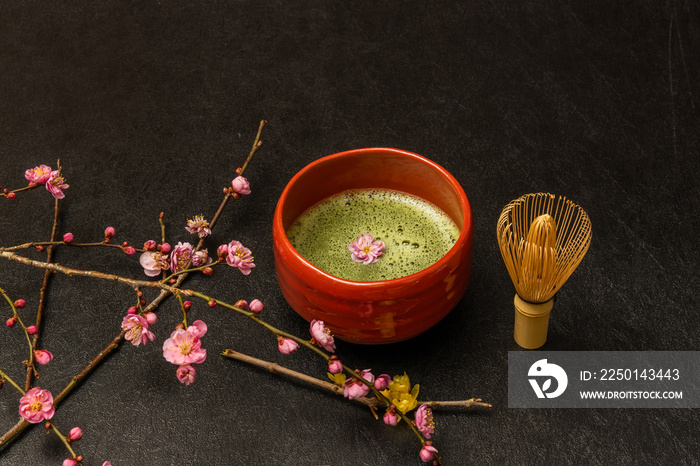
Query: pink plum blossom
192 249 212 267
176 364 197 386
170 241 194 273
63 232 74 243
349 233 385 264
383 407 399 426
139 251 170 277
420 443 438 462
18 387 55 423
343 369 375 400
121 314 155 346
310 319 335 352
415 404 435 439
34 350 53 365
226 240 255 275
68 427 83 442
374 373 392 391
328 357 343 374
277 336 299 354
230 176 251 195
25 164 52 184
45 170 69 199
249 299 264 313
162 320 207 366
185 215 211 238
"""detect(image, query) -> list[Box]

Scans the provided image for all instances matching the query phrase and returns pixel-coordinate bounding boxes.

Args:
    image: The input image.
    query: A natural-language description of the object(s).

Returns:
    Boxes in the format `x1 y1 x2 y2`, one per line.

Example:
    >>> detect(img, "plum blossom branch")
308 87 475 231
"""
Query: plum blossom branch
25 172 61 391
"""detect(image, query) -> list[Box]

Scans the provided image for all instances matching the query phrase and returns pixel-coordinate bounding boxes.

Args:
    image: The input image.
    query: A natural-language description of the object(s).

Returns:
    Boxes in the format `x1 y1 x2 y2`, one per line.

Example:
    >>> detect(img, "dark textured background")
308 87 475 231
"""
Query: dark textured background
0 1 698 465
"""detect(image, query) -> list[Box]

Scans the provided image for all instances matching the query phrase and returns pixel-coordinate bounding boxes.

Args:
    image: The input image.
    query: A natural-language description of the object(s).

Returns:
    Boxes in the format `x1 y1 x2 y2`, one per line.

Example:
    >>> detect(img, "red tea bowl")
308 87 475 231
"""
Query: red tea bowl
272 148 473 344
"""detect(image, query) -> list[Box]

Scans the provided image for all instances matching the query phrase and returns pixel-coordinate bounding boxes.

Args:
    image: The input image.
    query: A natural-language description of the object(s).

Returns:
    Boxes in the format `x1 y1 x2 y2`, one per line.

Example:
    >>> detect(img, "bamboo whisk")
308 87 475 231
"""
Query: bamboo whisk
497 193 592 348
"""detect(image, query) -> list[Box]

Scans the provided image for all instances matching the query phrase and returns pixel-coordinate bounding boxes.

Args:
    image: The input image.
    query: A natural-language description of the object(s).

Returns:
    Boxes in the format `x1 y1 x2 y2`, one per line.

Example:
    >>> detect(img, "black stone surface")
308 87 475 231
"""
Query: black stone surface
0 2 698 465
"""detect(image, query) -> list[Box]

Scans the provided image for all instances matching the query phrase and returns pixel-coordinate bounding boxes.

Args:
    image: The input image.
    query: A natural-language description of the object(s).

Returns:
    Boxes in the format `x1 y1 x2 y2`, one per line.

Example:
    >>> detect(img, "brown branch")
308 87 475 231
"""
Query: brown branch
25 168 61 391
221 349 492 410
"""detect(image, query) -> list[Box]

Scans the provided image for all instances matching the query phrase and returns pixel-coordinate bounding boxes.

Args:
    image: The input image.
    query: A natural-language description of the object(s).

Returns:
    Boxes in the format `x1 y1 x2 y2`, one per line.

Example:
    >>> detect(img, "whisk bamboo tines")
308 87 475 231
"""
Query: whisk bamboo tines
497 193 592 349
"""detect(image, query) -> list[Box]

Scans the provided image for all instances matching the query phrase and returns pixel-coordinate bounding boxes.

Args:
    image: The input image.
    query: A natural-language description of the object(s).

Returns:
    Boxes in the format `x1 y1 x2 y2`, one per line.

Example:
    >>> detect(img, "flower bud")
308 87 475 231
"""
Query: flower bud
234 299 248 310
62 459 77 466
123 246 136 255
175 322 185 330
202 266 214 275
160 242 171 253
383 408 399 426
104 226 116 240
207 299 217 308
374 374 392 391
216 244 228 258
6 316 17 328
62 233 74 243
249 299 264 314
27 325 38 335
143 240 157 251
7 192 16 200
34 350 53 365
35 245 45 252
328 356 343 374
67 427 83 442
183 301 192 312
127 306 137 315
14 299 25 308
145 313 157 325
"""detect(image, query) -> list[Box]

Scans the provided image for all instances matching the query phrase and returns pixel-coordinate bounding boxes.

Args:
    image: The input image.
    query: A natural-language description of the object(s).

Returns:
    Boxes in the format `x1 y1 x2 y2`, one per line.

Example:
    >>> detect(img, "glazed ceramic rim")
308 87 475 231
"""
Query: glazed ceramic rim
273 147 472 291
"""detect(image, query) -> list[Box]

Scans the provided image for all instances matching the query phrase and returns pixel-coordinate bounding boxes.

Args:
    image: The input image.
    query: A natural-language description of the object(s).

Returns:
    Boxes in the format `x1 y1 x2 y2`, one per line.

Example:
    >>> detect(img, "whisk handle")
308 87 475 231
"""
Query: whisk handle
513 294 554 349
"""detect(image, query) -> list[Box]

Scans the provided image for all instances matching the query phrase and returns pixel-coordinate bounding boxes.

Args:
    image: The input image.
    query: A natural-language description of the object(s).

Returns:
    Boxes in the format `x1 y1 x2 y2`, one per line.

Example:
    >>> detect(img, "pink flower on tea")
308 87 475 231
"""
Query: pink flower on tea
230 176 251 195
348 233 385 264
170 241 194 273
415 404 435 439
185 215 212 238
310 319 335 352
191 249 212 267
140 251 170 277
162 320 207 365
67 427 83 442
343 369 375 400
176 364 197 385
25 165 52 184
34 350 53 365
419 443 438 462
277 336 299 354
121 314 155 346
383 406 399 426
45 170 69 199
374 373 392 391
226 240 255 275
18 387 55 423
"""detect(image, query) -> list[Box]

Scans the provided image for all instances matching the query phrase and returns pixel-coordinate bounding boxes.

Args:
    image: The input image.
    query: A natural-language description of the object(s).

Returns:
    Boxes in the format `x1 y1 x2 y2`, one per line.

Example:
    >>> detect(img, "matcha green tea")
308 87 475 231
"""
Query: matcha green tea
286 189 460 281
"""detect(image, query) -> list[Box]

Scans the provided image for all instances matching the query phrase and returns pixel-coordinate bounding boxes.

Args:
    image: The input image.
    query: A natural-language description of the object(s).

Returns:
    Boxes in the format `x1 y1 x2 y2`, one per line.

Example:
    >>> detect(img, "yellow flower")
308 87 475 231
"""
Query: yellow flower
327 372 347 386
381 372 420 415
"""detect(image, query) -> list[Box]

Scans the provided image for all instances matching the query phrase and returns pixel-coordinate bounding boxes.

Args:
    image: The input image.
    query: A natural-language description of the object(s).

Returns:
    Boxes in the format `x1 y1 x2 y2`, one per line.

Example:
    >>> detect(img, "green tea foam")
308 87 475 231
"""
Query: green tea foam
286 189 460 281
